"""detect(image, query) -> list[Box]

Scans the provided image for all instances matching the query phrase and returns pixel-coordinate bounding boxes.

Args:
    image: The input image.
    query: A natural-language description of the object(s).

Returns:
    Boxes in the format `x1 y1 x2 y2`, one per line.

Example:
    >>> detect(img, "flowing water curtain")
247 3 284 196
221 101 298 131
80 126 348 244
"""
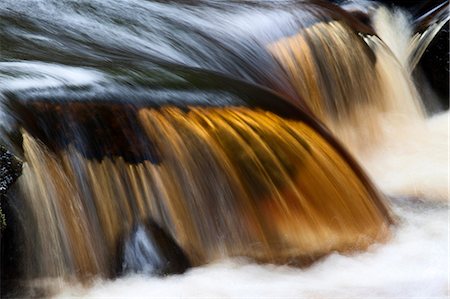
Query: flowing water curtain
18 134 104 279
267 19 424 156
16 104 392 281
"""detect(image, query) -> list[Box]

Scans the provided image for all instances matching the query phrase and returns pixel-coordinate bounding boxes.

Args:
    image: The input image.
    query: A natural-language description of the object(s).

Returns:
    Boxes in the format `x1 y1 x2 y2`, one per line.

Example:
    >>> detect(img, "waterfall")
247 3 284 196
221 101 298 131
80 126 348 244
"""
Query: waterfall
0 0 447 297
14 105 391 281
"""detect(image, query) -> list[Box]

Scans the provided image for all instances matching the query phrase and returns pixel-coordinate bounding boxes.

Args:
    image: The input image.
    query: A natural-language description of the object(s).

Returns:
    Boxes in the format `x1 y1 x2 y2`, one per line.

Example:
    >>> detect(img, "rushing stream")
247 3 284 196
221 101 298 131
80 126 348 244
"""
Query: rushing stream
0 0 448 298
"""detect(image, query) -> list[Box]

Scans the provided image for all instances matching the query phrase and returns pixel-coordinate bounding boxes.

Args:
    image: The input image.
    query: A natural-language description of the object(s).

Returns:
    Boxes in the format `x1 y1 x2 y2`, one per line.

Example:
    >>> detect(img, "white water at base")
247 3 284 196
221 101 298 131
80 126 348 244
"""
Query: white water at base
356 7 448 203
54 202 449 298
364 111 449 202
54 112 449 298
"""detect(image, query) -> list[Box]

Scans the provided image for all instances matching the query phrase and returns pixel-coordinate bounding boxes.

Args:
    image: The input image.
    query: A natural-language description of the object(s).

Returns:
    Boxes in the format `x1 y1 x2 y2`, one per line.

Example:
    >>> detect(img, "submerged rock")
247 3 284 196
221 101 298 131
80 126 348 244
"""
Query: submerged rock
121 220 191 276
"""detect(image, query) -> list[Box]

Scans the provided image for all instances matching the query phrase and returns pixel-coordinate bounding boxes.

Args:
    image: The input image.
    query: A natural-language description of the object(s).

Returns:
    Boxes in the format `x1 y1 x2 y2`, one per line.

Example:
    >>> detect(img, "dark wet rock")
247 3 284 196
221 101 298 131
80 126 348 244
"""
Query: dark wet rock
2 63 318 165
0 191 27 298
0 146 22 195
0 150 25 298
362 0 446 15
0 145 22 231
120 220 191 276
417 21 449 110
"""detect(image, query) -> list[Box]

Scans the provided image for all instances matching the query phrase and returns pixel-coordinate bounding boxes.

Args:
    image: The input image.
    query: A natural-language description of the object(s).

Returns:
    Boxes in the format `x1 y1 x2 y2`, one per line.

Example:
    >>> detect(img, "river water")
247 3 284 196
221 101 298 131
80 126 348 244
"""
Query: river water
0 0 448 298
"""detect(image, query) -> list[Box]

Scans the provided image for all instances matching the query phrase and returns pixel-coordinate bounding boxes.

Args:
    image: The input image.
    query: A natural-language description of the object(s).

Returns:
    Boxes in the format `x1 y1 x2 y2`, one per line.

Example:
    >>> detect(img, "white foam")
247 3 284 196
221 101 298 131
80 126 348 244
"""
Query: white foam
362 111 449 203
54 200 449 298
373 6 413 70
0 61 107 91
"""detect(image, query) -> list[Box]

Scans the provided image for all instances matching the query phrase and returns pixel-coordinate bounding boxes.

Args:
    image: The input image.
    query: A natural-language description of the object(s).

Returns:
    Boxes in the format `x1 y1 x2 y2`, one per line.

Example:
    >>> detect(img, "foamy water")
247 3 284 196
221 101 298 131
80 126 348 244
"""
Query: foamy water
53 112 449 298
363 112 449 202
0 62 107 91
55 202 448 298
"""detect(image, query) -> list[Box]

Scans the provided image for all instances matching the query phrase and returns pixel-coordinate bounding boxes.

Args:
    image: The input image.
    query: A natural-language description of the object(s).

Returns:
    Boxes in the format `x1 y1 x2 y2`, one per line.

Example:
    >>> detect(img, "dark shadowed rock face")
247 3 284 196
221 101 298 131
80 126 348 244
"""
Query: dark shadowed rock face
1 146 23 297
0 145 22 230
0 146 22 195
418 21 449 109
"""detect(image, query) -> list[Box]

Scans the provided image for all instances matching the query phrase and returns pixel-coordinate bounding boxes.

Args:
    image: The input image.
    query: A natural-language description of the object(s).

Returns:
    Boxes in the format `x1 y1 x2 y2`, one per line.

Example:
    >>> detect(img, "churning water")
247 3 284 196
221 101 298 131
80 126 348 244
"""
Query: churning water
0 0 448 298
55 196 449 298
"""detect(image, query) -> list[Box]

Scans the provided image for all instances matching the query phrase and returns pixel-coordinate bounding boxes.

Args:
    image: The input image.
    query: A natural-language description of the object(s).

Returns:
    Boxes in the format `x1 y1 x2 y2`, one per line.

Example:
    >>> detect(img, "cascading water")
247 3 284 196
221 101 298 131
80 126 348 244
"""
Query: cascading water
13 103 391 278
268 18 424 155
0 0 448 298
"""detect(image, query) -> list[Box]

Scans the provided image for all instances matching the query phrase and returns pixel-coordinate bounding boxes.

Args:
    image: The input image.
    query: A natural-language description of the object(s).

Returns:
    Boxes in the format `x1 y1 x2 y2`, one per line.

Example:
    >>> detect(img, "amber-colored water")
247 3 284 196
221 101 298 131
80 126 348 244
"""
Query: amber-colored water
1 1 447 297
16 107 391 282
268 21 424 156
